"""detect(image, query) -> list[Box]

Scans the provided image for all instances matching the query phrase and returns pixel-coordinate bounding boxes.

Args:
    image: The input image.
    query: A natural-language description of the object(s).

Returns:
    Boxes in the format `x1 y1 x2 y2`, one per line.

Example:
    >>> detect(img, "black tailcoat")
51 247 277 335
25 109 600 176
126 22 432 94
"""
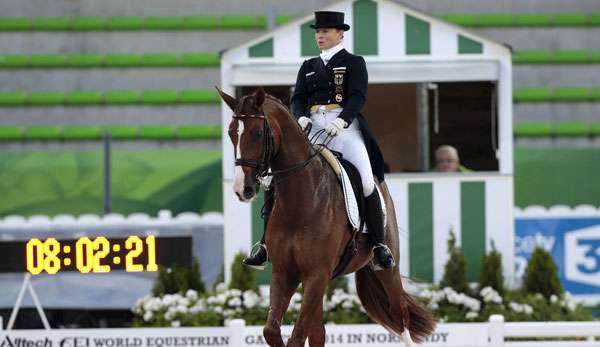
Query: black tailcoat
291 49 385 182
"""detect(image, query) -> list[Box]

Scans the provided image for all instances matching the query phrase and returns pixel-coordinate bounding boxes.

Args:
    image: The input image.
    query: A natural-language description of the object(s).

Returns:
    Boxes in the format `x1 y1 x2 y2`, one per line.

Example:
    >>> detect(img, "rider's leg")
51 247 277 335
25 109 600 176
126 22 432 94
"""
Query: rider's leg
340 130 395 269
242 188 274 269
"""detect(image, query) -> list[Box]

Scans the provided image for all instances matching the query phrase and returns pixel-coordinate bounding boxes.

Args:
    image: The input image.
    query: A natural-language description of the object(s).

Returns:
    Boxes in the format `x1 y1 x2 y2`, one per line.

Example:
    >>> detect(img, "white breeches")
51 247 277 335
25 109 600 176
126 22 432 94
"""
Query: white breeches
309 106 375 196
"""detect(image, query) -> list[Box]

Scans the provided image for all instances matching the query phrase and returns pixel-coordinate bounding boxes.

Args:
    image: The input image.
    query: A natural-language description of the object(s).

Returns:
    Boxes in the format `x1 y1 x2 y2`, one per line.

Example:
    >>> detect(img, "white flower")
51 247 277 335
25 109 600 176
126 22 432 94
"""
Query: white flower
228 297 242 307
164 309 176 321
428 302 439 310
143 311 153 322
227 289 242 297
176 304 188 314
341 301 354 309
213 306 223 314
291 292 302 304
162 294 177 307
215 282 227 294
171 320 180 327
185 289 198 301
550 295 558 303
466 311 478 320
243 291 259 309
177 297 190 307
523 304 533 315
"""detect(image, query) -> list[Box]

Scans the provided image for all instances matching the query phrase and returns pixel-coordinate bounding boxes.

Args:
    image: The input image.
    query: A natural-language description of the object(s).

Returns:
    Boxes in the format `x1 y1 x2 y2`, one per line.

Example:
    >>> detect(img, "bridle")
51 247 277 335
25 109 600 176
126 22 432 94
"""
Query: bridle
232 112 274 180
232 109 332 184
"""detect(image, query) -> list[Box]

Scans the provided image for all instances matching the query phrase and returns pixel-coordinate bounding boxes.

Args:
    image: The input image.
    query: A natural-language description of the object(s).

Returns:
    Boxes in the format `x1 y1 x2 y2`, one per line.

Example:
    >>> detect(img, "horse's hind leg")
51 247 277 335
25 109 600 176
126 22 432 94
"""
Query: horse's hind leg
287 273 329 347
264 273 299 347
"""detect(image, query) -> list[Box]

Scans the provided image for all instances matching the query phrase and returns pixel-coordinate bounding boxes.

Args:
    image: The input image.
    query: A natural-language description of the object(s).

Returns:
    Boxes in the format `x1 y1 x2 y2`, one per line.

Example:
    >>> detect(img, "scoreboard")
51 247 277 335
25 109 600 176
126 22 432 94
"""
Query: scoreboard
0 235 192 274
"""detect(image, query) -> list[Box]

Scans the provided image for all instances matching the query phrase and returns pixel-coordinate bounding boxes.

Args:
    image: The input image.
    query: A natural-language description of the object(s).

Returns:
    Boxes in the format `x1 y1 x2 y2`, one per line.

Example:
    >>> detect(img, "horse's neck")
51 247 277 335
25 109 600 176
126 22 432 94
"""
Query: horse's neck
268 108 323 193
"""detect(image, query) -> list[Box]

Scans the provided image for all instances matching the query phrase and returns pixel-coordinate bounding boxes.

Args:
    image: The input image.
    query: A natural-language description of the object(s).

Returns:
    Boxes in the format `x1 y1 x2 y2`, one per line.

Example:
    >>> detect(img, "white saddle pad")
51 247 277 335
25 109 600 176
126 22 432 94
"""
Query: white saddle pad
315 145 387 233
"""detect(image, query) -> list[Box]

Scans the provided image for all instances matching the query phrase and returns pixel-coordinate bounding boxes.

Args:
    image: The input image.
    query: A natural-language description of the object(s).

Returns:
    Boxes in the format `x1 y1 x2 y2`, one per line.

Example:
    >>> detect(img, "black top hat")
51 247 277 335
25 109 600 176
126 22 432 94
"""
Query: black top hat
310 11 350 31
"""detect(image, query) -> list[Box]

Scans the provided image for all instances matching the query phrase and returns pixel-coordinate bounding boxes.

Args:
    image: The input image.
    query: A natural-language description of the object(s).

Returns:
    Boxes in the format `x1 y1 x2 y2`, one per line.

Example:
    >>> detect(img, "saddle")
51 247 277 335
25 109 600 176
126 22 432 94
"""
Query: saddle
314 145 387 278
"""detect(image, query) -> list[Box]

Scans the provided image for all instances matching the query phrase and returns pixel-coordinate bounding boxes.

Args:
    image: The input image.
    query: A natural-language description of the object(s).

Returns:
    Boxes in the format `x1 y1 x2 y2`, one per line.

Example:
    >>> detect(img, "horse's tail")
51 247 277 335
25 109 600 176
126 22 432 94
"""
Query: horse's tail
355 266 435 344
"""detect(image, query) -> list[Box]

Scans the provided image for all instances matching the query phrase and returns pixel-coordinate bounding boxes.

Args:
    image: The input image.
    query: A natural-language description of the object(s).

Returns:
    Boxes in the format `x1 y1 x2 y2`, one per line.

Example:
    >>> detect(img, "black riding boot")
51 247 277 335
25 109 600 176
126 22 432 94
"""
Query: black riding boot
365 188 395 269
242 189 273 270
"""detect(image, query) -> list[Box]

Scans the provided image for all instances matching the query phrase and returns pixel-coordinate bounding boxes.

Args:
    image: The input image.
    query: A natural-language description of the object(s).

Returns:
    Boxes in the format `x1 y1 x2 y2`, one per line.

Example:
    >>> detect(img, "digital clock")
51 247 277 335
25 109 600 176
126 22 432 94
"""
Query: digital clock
0 235 192 274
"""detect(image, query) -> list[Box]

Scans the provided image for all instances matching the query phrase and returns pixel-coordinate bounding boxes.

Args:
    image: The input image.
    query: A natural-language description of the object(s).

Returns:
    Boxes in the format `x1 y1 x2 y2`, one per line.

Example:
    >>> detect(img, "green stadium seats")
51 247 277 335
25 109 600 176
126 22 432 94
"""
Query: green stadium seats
0 125 223 141
0 53 221 68
0 126 23 141
1 13 599 32
62 126 103 140
24 126 62 140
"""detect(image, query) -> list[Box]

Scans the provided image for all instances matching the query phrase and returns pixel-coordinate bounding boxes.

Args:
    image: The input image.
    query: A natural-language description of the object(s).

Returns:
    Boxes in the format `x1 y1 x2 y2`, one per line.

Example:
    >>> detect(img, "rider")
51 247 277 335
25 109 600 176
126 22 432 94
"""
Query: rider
243 11 395 270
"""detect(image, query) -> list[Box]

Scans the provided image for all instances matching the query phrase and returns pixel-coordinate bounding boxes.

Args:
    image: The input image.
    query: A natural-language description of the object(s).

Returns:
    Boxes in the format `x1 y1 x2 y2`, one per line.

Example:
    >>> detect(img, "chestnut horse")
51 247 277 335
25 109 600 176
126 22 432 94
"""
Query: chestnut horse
218 87 435 347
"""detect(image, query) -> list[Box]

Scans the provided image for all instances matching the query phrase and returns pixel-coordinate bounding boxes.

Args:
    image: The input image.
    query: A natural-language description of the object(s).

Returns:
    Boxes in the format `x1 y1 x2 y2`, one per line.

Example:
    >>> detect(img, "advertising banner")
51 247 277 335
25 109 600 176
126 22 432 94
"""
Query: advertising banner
0 323 487 347
515 216 600 302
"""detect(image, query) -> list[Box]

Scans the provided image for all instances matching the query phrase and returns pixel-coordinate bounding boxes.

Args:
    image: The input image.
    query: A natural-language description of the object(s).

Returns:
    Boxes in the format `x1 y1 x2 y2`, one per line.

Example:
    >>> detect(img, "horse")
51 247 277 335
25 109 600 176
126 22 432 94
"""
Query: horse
218 87 435 347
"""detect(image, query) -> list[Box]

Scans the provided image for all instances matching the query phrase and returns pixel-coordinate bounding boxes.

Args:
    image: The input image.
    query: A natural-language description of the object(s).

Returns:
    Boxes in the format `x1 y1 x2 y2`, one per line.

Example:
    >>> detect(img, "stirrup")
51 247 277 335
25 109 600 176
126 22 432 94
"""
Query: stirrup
242 242 269 270
371 243 395 271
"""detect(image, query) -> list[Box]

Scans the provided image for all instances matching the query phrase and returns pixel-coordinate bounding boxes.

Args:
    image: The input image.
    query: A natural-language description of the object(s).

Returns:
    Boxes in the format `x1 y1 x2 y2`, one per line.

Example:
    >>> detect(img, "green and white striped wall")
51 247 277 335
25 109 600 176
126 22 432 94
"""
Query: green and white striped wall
387 174 514 283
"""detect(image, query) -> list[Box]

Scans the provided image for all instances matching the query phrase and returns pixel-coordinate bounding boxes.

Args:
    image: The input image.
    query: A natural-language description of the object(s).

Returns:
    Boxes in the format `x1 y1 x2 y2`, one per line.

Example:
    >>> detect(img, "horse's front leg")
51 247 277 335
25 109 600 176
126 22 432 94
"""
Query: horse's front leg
287 272 329 347
264 271 299 347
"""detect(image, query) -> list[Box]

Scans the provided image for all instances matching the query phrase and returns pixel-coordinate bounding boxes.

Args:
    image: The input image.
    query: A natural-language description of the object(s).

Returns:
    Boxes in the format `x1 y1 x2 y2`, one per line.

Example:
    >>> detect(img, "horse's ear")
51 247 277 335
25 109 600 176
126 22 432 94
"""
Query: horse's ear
254 87 266 108
215 86 238 112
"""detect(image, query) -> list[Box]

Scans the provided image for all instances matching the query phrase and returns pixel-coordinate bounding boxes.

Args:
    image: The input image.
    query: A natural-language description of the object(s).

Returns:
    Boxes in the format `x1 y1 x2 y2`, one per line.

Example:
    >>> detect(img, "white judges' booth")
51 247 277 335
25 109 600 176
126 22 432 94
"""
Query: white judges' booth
220 0 514 285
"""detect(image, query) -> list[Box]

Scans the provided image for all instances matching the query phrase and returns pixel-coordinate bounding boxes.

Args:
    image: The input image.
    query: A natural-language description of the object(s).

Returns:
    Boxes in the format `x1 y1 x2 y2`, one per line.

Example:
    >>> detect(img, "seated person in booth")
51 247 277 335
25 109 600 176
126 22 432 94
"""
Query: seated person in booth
434 145 471 173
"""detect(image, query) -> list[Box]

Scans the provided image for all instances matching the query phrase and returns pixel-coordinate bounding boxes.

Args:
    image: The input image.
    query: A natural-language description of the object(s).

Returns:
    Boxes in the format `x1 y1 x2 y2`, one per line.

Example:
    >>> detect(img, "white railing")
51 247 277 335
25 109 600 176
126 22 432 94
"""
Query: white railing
0 315 598 347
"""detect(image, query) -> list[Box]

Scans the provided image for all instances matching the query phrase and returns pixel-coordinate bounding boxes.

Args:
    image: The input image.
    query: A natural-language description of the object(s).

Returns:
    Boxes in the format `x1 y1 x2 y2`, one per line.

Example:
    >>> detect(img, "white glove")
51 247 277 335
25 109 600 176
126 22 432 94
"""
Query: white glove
298 116 312 131
325 118 348 137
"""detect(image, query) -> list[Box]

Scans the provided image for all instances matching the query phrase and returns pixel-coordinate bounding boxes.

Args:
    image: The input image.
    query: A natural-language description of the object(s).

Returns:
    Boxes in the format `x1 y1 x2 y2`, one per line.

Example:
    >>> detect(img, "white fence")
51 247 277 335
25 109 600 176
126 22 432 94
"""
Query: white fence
0 315 598 347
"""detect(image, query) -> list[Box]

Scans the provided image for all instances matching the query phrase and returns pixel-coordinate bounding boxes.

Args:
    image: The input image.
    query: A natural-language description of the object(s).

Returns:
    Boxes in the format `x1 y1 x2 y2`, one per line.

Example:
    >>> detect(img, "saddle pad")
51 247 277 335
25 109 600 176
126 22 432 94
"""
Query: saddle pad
314 145 387 232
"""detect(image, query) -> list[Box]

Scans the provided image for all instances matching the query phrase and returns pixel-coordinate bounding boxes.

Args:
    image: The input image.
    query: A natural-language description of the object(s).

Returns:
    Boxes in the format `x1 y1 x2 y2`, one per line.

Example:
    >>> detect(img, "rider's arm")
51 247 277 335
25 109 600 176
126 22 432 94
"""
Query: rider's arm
338 56 368 126
291 60 310 120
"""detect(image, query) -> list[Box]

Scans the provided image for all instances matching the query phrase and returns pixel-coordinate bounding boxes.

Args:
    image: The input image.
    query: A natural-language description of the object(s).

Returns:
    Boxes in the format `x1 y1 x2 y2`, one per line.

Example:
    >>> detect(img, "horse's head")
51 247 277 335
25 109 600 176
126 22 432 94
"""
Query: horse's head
217 87 273 202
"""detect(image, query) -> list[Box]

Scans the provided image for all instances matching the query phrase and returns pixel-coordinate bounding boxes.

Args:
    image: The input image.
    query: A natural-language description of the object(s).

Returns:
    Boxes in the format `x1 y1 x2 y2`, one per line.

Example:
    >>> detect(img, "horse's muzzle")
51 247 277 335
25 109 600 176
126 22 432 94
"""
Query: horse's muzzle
235 184 257 202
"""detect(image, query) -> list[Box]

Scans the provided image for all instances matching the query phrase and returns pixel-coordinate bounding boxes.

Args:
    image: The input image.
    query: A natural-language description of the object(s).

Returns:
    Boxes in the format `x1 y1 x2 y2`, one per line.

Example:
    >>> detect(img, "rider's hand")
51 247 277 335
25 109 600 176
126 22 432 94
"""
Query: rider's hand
325 118 347 137
298 116 312 131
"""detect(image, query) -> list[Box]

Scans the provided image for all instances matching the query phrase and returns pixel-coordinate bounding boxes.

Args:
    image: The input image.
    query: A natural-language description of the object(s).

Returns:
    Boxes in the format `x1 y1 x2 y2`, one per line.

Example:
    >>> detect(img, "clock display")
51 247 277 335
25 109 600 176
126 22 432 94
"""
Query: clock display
0 235 191 274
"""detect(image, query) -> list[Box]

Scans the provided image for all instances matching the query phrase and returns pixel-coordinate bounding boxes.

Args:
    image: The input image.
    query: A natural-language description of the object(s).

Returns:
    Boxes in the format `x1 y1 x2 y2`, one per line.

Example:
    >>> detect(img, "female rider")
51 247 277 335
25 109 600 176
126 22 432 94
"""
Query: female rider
243 11 395 270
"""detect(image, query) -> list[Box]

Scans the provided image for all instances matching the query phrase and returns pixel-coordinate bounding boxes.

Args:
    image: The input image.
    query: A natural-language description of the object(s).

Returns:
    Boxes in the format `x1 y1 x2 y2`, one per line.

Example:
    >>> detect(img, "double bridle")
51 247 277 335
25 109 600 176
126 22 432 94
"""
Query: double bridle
232 110 330 184
232 112 275 180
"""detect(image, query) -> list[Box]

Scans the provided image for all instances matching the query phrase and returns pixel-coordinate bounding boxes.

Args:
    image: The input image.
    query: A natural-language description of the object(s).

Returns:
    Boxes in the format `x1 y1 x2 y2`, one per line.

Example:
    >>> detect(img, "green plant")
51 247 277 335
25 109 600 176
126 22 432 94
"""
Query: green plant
229 251 257 292
440 229 468 293
152 258 206 296
522 247 563 299
326 275 349 298
479 240 504 295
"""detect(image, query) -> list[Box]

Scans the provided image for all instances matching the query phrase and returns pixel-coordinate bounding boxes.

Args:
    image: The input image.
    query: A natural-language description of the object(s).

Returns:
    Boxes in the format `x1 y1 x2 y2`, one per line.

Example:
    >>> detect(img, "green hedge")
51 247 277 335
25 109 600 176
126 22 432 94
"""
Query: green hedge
0 90 220 106
514 122 599 138
0 125 221 141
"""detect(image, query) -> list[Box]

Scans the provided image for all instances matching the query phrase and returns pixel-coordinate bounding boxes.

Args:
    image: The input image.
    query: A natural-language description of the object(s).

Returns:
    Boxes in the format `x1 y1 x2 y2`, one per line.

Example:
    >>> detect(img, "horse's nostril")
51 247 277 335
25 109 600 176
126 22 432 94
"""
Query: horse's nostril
243 186 255 199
